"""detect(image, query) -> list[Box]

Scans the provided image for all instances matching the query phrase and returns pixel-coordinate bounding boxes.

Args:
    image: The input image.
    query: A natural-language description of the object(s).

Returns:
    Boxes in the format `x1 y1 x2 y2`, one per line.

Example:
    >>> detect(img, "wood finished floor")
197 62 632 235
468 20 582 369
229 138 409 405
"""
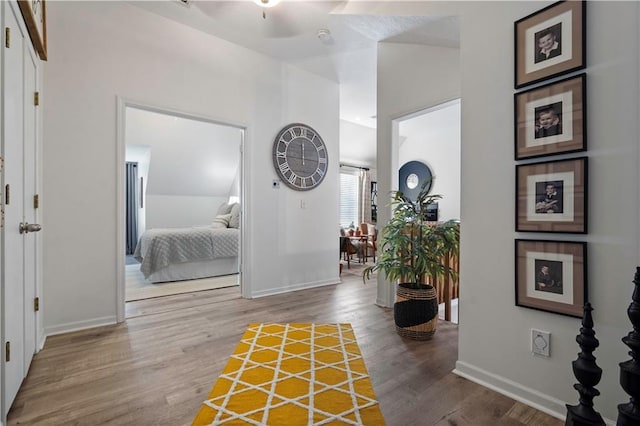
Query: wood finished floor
7 266 562 425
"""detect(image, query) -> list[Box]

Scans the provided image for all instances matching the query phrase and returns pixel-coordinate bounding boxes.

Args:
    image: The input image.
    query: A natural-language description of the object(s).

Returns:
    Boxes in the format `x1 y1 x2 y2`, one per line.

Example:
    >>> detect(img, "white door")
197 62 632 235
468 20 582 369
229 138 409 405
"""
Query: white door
2 3 39 416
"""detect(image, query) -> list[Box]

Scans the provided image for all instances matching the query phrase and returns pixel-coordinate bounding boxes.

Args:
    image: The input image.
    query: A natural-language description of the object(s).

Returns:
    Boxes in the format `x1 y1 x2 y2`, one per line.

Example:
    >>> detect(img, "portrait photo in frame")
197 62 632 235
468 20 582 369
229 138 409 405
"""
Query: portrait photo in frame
515 239 586 317
516 157 587 233
17 0 47 60
515 74 586 160
515 1 585 89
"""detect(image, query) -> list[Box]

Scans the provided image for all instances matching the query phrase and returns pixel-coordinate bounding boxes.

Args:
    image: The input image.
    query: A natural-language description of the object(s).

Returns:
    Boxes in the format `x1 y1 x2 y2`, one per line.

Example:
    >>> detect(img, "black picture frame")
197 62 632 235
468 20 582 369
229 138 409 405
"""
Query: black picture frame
514 74 586 160
515 239 587 317
515 1 586 89
515 157 587 233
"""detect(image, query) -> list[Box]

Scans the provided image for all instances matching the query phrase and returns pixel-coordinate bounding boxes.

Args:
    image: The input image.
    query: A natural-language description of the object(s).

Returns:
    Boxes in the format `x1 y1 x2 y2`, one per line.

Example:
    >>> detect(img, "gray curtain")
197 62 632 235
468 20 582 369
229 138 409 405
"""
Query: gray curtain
125 162 139 255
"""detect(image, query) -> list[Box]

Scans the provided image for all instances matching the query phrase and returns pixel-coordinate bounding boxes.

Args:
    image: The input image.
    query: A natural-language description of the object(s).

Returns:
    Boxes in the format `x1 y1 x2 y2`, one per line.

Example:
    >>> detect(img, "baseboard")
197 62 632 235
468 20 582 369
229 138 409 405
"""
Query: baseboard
375 297 392 308
45 316 118 337
454 361 567 421
250 277 340 298
452 362 616 425
37 333 46 352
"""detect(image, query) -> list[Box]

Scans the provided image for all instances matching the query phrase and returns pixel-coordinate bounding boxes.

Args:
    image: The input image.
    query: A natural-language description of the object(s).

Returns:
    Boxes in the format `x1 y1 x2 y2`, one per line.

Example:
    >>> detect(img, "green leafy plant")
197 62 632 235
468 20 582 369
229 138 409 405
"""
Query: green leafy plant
363 182 460 289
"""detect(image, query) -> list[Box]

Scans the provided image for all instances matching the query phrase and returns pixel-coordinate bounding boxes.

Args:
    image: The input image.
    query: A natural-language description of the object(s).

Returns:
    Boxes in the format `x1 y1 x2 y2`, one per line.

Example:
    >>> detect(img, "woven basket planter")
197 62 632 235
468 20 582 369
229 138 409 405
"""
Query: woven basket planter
394 283 438 340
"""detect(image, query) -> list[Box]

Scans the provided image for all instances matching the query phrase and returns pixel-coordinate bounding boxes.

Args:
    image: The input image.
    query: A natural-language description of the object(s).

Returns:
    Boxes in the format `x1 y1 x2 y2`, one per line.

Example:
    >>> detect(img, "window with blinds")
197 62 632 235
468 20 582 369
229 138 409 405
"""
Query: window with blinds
339 172 359 228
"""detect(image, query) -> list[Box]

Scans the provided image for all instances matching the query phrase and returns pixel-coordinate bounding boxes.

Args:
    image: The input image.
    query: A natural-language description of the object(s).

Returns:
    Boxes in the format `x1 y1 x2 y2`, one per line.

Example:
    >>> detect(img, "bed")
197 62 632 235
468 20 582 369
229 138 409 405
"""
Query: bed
133 226 240 283
134 201 241 283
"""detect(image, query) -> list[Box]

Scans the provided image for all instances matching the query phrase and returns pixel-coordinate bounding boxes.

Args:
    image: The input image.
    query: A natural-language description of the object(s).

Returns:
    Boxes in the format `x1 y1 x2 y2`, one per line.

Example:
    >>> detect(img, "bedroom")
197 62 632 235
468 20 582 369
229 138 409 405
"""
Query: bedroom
124 105 243 303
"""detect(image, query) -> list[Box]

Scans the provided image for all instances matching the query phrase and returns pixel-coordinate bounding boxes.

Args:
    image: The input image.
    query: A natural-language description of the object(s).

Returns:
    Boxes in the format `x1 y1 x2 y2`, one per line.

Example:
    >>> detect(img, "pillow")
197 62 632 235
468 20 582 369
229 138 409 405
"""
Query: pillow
228 203 241 229
210 222 226 229
216 202 233 216
212 214 231 227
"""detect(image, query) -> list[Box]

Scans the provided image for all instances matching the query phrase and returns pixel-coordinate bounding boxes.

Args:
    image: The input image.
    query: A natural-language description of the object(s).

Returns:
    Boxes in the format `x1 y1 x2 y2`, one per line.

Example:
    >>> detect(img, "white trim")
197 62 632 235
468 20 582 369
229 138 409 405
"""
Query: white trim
37 335 46 352
45 316 117 337
250 278 340 299
453 361 614 425
390 98 461 123
116 98 126 323
115 97 248 321
453 361 564 419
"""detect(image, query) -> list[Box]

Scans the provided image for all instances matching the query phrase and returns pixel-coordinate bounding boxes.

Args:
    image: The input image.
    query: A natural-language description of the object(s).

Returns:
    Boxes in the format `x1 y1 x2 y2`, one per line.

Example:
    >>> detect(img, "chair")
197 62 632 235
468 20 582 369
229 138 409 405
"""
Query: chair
339 233 358 268
359 223 377 263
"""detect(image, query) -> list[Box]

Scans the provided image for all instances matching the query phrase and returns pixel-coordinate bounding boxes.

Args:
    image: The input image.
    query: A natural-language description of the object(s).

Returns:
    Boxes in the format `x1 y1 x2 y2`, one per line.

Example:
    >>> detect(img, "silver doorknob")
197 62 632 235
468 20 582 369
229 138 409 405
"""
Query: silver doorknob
19 223 42 234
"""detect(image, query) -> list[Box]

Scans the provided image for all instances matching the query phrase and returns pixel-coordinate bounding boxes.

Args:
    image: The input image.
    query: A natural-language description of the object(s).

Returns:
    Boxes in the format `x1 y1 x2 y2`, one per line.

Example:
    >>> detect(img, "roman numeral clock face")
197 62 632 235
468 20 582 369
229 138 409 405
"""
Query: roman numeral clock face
272 123 328 191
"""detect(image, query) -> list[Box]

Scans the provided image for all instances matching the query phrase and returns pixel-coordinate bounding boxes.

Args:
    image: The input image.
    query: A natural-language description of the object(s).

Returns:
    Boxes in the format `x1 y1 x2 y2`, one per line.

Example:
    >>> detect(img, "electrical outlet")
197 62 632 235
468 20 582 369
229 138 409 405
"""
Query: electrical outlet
531 329 550 357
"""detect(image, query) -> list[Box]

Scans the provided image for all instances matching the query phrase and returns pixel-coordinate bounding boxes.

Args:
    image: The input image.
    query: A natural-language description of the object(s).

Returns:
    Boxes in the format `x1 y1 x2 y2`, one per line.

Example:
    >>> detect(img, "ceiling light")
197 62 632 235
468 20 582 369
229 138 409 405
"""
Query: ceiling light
253 0 282 19
253 0 281 8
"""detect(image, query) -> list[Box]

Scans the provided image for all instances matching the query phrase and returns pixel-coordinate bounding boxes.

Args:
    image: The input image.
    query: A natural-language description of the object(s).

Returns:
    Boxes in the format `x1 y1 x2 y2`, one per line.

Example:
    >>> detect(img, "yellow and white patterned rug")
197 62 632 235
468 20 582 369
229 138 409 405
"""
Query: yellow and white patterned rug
193 323 385 425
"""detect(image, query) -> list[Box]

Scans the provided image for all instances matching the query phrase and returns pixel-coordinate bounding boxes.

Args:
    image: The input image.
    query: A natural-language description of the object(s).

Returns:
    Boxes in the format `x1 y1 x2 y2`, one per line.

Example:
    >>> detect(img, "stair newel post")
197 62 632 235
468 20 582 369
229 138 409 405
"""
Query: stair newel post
565 302 605 426
616 267 640 425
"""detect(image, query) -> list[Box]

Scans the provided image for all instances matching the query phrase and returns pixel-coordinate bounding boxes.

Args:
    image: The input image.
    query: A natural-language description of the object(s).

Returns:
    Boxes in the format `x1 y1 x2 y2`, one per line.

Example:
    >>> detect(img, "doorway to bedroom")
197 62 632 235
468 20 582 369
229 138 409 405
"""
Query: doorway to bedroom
120 104 244 310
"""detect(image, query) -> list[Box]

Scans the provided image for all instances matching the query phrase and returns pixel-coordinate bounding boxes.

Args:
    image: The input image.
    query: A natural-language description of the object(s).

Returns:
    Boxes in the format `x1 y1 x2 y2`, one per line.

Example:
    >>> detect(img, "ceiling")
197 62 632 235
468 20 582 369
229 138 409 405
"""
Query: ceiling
132 1 460 129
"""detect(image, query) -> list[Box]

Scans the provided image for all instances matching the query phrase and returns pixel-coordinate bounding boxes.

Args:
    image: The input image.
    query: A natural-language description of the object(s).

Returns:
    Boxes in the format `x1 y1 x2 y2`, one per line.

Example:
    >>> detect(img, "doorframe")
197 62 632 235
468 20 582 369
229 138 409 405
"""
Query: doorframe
115 97 247 322
377 98 461 308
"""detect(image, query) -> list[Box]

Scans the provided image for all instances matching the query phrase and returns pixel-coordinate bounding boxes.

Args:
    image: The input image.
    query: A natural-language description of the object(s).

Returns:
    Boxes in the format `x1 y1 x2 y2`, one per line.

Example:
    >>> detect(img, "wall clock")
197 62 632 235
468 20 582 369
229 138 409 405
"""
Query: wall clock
272 123 328 191
399 160 433 201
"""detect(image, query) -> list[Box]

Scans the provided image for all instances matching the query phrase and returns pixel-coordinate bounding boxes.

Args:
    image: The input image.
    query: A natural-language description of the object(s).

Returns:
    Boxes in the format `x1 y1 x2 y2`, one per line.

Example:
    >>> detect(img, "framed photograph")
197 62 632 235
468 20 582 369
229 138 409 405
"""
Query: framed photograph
515 1 585 89
515 239 586 317
17 0 47 60
516 157 587 233
515 74 586 160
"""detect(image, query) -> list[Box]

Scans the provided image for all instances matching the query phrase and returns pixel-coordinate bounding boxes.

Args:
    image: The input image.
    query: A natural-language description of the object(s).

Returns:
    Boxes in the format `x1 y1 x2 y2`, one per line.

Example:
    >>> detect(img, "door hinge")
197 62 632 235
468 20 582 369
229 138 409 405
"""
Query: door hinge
1 205 4 229
34 91 40 106
0 156 4 173
5 27 9 48
5 342 10 362
34 194 39 209
5 184 9 205
34 297 40 312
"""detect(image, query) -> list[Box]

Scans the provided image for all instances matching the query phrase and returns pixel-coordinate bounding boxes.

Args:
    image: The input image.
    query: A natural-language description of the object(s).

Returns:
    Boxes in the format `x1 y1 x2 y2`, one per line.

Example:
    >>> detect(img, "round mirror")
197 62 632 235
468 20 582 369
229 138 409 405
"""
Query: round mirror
406 173 419 189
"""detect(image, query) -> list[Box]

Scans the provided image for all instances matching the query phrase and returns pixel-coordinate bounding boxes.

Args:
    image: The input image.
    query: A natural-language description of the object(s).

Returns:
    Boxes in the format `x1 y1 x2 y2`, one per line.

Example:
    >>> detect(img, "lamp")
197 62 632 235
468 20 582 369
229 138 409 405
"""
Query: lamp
253 0 281 7
253 0 282 18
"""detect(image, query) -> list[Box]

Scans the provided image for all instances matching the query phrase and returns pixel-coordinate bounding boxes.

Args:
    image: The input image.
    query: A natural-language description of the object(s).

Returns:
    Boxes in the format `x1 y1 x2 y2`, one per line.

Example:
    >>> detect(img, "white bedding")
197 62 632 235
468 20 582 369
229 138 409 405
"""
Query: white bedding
133 226 239 283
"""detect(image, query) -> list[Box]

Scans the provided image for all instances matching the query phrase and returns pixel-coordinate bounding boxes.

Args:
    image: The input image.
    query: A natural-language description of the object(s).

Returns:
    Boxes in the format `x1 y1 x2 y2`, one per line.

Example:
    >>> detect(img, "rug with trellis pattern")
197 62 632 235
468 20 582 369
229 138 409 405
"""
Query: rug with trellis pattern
192 323 385 425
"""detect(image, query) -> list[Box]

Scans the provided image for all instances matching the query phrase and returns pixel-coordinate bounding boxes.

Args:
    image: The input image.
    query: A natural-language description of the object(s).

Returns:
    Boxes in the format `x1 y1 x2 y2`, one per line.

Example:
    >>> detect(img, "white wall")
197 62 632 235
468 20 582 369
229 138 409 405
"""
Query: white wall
248 65 340 297
398 100 461 221
42 2 339 333
125 106 242 230
339 119 376 168
375 1 639 421
455 2 638 421
146 195 228 229
376 42 461 307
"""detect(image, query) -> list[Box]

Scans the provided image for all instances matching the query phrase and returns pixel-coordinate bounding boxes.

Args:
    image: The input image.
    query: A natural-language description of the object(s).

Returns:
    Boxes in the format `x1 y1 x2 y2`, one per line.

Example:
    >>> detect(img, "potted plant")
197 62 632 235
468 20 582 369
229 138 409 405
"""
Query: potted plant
363 182 460 340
